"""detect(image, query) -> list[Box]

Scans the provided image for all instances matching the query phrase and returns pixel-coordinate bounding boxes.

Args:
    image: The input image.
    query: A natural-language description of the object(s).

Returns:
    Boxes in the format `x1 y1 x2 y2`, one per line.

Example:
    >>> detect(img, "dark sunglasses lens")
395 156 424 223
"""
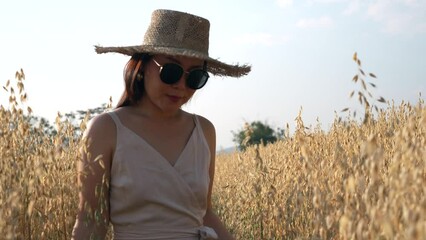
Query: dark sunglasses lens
187 70 209 89
160 63 183 84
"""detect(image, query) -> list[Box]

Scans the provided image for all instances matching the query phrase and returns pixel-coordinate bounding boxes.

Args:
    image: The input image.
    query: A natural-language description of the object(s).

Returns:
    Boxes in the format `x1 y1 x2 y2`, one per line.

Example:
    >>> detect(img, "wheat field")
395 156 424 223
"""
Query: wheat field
1 68 425 239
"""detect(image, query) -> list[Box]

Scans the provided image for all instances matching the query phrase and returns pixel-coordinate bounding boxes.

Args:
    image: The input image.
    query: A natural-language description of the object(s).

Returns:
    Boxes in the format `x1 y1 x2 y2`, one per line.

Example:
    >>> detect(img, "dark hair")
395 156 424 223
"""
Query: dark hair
116 53 152 108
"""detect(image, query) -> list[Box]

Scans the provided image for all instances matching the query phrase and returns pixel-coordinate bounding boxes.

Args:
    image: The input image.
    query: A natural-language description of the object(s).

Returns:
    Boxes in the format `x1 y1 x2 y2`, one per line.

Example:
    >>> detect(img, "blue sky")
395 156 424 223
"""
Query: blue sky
1 0 425 150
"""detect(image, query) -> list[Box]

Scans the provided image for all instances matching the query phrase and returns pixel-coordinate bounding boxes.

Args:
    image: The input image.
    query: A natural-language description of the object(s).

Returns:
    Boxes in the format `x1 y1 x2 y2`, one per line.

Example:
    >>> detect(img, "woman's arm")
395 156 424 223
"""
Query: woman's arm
199 116 235 240
72 113 115 240
203 208 235 240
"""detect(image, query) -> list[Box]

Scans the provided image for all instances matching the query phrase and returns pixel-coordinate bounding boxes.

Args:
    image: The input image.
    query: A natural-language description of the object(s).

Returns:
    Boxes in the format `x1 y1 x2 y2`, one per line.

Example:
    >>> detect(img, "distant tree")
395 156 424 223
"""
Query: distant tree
60 103 111 137
22 103 111 144
232 121 278 151
27 115 57 136
63 103 110 123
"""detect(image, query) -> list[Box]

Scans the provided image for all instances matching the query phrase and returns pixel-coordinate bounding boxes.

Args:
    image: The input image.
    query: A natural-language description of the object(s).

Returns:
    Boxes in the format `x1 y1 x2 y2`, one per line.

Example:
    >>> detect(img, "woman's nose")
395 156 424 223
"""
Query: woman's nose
172 73 188 89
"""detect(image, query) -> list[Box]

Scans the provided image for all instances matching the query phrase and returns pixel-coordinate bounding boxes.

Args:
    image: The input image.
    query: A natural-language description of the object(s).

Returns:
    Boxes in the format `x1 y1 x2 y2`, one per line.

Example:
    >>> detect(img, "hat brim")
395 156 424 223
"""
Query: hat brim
95 45 251 78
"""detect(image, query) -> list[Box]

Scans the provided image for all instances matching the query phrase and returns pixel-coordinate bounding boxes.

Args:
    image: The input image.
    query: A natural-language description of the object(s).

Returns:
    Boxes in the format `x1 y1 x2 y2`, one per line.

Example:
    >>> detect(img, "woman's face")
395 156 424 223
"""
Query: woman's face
142 54 204 114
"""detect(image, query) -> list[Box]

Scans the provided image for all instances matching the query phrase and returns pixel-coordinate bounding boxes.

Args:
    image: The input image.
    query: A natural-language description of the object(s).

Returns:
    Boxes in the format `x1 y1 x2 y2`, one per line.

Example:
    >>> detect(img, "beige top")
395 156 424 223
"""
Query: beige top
107 112 217 240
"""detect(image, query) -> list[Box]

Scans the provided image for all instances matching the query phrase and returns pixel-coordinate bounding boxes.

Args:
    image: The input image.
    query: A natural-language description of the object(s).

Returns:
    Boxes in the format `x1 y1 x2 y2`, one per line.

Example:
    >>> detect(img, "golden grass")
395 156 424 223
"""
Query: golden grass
1 69 425 239
1 70 80 239
214 101 425 239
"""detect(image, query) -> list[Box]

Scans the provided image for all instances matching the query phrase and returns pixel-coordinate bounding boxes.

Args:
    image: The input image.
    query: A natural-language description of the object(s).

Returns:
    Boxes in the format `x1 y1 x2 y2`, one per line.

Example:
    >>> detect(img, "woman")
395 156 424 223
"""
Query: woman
72 9 250 240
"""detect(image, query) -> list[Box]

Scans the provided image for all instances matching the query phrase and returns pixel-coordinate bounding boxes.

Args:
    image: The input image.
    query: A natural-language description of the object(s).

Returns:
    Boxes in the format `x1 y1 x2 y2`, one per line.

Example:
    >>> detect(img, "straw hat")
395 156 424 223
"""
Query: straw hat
95 9 251 78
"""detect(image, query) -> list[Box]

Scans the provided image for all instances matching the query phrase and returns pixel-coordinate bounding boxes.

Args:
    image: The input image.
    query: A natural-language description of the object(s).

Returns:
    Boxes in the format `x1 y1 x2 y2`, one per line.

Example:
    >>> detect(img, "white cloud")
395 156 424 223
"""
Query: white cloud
296 16 334 29
308 0 346 3
342 0 361 15
403 0 418 6
307 0 426 35
305 0 348 7
232 33 290 46
415 22 426 33
276 0 293 8
366 0 426 34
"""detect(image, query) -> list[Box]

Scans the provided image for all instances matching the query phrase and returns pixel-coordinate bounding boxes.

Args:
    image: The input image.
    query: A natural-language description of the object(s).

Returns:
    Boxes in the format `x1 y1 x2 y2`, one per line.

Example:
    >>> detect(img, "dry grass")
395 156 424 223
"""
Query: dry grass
1 69 81 239
1 68 425 239
214 101 425 239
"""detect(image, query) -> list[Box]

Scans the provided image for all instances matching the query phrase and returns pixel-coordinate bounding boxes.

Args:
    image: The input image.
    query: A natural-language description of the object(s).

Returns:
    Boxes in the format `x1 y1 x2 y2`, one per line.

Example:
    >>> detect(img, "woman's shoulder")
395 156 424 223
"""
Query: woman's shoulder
194 114 215 131
83 111 116 139
192 113 216 142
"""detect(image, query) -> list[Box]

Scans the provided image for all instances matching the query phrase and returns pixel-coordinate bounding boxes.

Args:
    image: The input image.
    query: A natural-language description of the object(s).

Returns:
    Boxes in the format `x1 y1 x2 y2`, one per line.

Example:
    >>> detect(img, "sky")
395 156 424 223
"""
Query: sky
1 0 425 150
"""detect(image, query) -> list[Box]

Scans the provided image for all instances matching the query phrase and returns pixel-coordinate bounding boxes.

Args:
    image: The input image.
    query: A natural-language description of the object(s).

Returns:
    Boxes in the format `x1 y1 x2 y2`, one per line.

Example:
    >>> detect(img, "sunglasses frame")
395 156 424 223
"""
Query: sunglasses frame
152 58 209 90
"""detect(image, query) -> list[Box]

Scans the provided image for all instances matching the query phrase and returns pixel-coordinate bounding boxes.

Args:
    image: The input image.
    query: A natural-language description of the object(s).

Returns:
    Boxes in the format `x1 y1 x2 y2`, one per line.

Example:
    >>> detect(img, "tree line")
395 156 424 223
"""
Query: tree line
28 104 279 152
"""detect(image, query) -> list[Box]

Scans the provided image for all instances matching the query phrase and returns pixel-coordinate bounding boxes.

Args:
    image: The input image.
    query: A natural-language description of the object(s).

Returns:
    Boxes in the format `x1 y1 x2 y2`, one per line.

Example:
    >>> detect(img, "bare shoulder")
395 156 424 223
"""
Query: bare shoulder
83 111 116 148
195 115 216 138
195 114 216 154
85 112 115 134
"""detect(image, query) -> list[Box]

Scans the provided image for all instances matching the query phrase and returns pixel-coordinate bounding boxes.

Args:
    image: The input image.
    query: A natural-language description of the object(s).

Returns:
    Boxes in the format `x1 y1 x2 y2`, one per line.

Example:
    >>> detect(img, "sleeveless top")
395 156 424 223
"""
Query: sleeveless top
107 112 218 240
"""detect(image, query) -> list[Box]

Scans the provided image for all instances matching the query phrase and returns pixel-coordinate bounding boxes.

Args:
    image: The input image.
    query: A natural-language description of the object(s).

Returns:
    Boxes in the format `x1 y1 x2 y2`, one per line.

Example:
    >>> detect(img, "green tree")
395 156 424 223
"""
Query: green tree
232 121 278 151
59 103 111 139
19 103 111 149
63 103 110 124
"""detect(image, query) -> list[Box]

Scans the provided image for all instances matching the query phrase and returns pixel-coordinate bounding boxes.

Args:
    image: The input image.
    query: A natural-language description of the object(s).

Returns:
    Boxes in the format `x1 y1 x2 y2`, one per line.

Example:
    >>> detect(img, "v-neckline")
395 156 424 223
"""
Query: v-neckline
119 118 197 167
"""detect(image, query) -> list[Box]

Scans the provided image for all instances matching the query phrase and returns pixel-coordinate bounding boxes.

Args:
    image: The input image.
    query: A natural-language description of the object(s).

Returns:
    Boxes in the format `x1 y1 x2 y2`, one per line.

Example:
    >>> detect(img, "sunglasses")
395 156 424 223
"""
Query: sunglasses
152 58 209 90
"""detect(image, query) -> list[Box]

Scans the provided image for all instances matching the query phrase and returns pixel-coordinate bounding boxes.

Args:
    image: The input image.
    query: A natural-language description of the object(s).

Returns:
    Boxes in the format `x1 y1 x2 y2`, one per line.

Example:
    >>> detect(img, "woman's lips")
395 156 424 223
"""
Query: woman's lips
167 95 182 102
